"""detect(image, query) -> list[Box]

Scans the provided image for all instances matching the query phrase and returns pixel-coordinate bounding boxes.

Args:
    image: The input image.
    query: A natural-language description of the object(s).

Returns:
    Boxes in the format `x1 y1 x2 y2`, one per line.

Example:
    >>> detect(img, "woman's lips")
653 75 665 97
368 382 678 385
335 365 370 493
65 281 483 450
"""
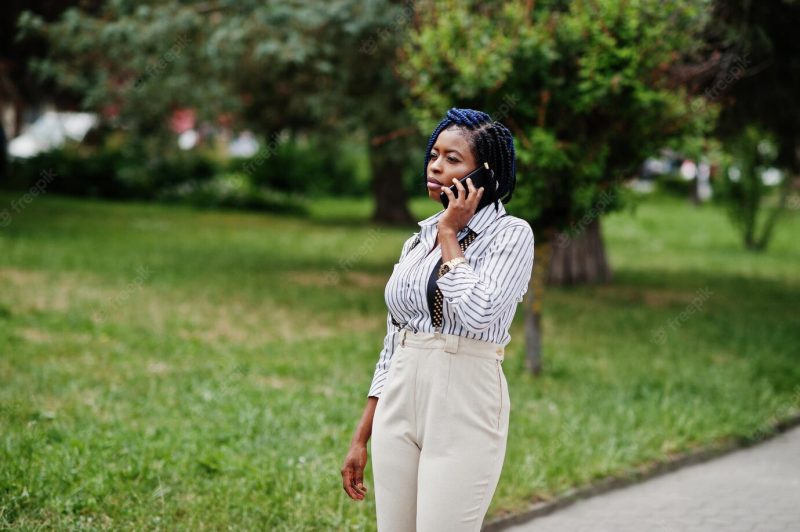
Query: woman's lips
427 178 442 190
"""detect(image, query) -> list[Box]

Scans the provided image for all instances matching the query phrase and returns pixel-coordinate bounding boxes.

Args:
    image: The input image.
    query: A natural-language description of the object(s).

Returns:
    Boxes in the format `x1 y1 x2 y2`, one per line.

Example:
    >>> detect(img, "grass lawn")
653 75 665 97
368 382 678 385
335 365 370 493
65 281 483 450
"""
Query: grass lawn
1 190 798 530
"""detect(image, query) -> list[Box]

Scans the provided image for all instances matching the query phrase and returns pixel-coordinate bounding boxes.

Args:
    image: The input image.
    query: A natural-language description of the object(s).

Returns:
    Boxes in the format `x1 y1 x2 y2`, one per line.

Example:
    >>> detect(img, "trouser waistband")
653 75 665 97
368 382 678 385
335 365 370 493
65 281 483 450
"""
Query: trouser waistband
398 328 505 361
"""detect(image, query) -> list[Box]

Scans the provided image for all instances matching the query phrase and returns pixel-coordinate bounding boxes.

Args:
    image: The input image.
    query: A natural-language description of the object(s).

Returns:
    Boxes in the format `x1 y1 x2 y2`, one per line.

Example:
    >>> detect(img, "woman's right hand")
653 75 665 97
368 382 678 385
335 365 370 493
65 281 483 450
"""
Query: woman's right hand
341 442 369 501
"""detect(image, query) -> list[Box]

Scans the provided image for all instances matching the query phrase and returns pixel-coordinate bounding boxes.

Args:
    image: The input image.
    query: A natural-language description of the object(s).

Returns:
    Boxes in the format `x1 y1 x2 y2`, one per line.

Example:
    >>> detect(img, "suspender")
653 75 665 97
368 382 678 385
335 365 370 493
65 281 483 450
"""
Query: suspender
425 230 477 329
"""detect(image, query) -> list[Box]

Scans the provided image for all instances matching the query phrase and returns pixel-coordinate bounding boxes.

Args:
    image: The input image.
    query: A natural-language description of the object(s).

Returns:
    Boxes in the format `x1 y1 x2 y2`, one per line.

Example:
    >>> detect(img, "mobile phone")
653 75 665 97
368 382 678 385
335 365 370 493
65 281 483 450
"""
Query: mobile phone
439 162 498 211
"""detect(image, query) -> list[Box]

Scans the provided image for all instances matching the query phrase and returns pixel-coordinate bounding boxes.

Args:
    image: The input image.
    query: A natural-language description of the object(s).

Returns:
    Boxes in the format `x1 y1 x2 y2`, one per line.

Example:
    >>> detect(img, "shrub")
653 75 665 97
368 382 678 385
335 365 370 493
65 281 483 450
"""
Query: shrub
230 134 369 198
155 172 307 214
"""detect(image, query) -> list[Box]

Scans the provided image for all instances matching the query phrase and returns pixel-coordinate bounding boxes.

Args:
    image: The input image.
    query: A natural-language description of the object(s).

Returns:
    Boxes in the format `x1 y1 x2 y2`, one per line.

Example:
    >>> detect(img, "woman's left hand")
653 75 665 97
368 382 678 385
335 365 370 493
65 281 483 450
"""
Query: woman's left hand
438 177 484 234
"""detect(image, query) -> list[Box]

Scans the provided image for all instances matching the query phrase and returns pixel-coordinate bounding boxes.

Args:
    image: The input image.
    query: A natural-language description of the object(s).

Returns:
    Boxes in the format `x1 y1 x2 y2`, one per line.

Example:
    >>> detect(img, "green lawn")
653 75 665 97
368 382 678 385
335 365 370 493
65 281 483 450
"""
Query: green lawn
1 190 798 530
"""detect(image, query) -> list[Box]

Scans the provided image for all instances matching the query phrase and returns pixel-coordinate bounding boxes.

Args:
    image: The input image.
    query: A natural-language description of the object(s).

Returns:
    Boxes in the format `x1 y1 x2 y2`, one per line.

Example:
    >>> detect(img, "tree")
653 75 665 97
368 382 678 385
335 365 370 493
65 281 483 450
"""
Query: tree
716 125 790 250
398 0 715 373
0 0 94 143
18 0 422 223
672 0 800 250
704 0 800 174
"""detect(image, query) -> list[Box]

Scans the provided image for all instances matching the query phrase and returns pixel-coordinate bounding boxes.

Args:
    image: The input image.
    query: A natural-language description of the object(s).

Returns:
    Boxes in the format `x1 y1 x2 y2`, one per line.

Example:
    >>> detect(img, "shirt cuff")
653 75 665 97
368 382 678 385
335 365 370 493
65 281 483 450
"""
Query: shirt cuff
436 261 481 304
367 367 390 398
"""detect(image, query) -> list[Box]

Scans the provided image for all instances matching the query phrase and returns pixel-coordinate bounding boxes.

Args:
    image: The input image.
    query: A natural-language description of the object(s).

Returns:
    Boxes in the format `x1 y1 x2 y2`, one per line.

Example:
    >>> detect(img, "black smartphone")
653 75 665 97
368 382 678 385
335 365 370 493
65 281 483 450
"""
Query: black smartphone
439 162 498 211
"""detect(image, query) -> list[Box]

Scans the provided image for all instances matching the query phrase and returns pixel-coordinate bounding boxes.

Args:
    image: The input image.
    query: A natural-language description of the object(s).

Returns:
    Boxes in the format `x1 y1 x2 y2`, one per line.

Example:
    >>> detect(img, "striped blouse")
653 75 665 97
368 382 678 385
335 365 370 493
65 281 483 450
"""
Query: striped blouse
368 201 535 398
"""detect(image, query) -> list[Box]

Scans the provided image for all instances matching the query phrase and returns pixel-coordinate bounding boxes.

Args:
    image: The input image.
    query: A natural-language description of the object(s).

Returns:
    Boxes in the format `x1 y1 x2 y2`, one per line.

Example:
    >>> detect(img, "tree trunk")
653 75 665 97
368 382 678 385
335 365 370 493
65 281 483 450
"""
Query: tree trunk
368 133 415 226
0 122 7 186
547 216 613 285
523 231 554 375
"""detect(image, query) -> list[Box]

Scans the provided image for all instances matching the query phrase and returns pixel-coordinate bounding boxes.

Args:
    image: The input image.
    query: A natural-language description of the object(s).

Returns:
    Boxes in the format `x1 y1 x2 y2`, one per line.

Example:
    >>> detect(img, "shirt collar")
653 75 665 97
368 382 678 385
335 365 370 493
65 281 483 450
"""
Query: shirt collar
418 200 506 235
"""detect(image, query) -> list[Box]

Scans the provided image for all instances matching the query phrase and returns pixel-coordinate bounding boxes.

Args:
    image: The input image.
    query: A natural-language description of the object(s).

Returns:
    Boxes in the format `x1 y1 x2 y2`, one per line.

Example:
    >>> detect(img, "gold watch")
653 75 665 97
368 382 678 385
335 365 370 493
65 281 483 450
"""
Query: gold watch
438 257 467 278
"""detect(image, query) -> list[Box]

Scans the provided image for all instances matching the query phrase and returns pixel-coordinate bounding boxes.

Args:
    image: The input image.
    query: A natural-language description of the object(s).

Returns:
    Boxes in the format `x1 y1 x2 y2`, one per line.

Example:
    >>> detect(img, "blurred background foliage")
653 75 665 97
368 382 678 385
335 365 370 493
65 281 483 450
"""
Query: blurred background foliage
2 0 797 255
8 0 427 222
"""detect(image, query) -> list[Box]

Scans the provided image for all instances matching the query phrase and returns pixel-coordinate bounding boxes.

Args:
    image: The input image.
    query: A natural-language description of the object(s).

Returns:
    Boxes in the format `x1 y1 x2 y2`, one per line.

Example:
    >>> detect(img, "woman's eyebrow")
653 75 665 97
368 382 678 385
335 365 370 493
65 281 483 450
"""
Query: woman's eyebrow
433 148 463 157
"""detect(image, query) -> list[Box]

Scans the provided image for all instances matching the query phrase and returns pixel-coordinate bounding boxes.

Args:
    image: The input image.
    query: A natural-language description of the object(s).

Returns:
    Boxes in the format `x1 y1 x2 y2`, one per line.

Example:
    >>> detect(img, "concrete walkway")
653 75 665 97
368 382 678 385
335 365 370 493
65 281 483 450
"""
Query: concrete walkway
501 425 800 532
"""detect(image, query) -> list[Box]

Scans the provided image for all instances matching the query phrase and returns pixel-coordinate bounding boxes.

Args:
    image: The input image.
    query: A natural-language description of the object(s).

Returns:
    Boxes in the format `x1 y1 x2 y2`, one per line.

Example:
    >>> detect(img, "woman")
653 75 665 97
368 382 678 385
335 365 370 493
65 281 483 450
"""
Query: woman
341 108 535 531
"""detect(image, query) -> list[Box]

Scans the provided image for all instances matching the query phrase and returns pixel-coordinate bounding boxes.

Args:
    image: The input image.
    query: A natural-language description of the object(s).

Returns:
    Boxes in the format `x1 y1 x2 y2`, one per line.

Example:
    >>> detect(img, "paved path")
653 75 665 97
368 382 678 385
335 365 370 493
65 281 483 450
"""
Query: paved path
503 425 800 532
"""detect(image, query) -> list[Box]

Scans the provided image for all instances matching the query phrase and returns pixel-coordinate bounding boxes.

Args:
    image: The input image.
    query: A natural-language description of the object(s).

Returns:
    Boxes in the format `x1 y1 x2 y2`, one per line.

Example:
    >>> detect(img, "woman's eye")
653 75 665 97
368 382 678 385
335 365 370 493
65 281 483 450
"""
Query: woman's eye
429 152 458 163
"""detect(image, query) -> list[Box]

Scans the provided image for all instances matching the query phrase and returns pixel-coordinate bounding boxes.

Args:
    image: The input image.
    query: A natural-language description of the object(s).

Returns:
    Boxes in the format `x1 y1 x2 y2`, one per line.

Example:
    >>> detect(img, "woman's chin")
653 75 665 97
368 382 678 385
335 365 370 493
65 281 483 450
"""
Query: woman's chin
427 186 443 201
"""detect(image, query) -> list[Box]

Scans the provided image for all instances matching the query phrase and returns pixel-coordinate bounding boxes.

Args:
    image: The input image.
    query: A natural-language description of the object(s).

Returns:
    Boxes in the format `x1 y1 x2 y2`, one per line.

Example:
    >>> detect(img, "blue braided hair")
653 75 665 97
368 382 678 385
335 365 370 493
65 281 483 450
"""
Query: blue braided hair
423 107 517 212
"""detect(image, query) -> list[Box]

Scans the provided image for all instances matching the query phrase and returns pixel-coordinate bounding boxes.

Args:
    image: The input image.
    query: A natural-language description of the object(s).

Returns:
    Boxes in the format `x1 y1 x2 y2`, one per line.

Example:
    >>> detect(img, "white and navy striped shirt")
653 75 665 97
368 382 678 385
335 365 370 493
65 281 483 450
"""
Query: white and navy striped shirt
368 201 535 398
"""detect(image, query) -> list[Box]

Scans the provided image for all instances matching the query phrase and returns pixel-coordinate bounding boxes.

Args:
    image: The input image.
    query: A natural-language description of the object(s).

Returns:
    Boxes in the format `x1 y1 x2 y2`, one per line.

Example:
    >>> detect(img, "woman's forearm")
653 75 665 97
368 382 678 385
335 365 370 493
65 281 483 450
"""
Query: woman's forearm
351 397 379 445
438 227 463 263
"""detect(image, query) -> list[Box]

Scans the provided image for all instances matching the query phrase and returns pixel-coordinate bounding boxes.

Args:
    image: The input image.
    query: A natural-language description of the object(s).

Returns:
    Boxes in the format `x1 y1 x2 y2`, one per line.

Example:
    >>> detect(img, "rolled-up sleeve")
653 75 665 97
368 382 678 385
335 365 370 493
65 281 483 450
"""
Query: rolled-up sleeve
367 233 419 399
436 222 534 333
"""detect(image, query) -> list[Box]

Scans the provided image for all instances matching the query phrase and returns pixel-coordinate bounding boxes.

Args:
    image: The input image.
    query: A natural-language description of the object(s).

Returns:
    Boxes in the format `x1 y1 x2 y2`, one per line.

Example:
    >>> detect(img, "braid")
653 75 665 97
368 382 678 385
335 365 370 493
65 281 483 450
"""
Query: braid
422 107 517 211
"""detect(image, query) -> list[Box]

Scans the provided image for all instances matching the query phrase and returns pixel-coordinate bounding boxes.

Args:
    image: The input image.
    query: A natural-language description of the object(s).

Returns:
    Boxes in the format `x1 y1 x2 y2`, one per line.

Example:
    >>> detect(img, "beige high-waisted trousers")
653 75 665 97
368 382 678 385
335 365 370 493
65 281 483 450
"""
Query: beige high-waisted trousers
371 328 511 531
